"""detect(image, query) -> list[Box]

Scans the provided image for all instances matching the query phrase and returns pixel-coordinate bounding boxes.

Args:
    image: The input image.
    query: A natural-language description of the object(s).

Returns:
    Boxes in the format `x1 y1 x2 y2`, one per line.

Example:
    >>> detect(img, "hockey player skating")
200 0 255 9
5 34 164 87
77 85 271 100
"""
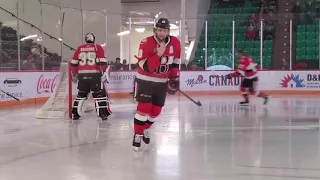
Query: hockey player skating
132 18 181 150
70 32 112 120
226 49 269 105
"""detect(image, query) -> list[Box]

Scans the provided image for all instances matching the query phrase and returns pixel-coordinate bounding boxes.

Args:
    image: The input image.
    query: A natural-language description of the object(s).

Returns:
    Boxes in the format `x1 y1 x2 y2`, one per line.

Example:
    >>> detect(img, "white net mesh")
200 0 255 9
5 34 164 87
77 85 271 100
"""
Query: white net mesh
36 62 94 119
36 63 70 119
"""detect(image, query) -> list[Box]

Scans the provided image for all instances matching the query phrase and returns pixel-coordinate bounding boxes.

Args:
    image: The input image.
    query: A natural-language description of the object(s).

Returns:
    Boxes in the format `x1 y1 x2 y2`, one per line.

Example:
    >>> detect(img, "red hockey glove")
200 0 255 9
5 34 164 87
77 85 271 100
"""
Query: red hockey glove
167 77 179 95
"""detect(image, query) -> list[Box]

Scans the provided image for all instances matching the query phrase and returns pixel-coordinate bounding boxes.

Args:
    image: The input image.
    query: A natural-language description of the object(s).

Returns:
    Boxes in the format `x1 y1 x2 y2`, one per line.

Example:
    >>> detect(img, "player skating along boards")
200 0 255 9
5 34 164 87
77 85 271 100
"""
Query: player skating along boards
132 18 181 151
226 49 269 105
70 33 112 121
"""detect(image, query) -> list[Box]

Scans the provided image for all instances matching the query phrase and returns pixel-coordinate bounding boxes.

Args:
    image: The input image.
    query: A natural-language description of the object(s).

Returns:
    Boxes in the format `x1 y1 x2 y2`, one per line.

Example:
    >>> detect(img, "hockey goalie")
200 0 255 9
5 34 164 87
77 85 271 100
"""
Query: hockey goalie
70 32 112 120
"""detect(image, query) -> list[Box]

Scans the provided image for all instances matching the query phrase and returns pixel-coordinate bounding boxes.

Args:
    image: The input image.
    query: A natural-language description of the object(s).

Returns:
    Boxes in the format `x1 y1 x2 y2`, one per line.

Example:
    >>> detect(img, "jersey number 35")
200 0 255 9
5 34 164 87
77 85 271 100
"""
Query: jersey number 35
79 52 96 66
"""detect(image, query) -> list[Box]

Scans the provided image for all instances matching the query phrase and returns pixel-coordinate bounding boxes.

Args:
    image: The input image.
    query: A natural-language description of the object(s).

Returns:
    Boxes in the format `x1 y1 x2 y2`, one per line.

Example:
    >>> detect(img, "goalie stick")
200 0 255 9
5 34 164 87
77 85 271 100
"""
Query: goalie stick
0 89 20 101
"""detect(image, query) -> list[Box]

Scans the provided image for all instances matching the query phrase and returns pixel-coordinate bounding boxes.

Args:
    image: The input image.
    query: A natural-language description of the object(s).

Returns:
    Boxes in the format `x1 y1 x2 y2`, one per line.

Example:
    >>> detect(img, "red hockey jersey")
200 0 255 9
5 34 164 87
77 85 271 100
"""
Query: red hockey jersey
235 56 258 79
135 35 181 83
70 44 107 75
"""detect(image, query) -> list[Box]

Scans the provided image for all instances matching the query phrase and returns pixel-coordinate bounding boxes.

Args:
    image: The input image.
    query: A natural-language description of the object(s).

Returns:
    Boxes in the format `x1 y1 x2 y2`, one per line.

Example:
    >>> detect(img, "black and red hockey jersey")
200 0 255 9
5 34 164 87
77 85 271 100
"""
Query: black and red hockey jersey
135 35 181 83
70 44 107 75
235 56 258 79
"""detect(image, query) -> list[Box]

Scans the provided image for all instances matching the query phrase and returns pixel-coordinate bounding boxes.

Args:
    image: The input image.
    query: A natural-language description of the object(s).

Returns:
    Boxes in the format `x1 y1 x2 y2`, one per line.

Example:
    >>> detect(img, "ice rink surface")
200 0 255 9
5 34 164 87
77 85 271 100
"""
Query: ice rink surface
1 95 320 180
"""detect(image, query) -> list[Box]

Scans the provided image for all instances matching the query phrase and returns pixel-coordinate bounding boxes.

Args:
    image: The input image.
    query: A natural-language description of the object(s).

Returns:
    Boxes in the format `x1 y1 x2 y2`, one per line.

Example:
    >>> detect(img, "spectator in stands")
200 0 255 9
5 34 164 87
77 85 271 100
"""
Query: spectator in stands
113 57 123 70
0 50 12 63
264 26 275 40
122 59 129 70
292 1 302 26
21 57 36 70
246 26 256 40
304 1 316 24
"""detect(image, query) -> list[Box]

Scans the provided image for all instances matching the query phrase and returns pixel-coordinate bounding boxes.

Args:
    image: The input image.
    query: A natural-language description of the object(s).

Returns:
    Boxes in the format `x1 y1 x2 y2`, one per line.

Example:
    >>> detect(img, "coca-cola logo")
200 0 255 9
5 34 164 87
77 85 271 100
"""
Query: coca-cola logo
37 74 58 94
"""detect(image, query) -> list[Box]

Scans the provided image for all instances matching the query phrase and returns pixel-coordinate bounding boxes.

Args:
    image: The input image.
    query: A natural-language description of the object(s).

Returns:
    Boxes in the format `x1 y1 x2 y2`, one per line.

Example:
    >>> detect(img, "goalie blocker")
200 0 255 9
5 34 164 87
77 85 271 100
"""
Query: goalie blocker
70 32 112 120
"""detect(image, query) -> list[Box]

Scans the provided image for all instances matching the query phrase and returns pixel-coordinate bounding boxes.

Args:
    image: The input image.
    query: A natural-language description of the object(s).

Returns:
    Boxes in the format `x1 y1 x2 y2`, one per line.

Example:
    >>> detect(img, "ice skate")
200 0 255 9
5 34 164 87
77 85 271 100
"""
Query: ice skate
142 129 150 145
101 115 108 121
72 114 81 120
239 101 249 106
132 134 143 151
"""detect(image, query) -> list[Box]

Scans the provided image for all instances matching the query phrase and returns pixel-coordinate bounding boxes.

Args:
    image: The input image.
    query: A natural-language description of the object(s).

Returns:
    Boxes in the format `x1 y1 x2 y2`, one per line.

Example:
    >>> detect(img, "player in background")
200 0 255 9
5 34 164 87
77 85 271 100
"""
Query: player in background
226 49 269 105
133 18 181 150
70 32 112 121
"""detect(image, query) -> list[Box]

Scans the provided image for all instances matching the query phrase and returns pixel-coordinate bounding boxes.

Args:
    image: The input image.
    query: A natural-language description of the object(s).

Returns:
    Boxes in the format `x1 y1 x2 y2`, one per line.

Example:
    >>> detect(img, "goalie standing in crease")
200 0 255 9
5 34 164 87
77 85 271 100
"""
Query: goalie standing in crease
132 18 181 151
70 32 112 120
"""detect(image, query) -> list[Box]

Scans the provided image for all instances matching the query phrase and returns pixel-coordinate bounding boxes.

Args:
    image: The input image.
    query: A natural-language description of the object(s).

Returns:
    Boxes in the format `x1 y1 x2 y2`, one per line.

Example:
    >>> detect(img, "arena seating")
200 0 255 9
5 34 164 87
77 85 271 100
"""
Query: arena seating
1 23 62 70
295 24 319 66
194 0 274 69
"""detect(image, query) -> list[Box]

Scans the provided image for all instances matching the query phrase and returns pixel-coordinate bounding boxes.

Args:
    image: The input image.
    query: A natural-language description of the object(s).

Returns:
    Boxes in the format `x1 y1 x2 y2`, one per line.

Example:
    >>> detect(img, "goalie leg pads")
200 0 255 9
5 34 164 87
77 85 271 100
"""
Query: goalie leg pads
72 91 89 118
92 90 112 118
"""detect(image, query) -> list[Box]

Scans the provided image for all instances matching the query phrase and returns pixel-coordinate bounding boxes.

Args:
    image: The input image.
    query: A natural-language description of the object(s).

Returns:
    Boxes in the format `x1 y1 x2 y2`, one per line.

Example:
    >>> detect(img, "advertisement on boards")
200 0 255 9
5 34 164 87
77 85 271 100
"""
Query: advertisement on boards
180 71 242 91
107 71 136 93
276 71 320 90
0 73 28 102
35 72 62 97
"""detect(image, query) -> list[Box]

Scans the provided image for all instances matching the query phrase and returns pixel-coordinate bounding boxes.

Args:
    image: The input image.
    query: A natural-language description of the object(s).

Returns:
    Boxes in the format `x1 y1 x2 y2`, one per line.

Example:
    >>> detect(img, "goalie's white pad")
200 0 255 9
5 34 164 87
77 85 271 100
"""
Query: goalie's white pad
101 65 111 83
73 97 88 116
94 97 112 117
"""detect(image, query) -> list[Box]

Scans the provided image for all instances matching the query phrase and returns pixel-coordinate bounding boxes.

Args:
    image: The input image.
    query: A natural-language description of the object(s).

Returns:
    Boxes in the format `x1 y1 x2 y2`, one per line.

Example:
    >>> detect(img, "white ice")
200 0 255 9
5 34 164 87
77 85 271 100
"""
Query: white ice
0 95 320 180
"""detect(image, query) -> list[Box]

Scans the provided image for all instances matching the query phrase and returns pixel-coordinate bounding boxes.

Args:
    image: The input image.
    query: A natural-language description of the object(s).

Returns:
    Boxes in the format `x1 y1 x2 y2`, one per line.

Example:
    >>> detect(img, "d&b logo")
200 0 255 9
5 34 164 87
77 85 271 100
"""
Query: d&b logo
280 74 304 88
307 74 320 81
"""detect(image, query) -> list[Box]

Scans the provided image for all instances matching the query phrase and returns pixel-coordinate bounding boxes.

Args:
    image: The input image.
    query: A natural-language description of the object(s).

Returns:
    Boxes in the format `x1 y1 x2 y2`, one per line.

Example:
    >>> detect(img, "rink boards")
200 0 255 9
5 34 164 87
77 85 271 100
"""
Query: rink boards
0 70 320 105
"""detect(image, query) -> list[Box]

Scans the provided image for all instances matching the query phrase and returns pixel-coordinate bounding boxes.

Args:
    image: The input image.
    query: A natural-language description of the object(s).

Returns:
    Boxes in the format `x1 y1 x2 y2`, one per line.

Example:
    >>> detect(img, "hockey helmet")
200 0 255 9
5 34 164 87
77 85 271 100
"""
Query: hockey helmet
85 32 95 43
155 18 170 29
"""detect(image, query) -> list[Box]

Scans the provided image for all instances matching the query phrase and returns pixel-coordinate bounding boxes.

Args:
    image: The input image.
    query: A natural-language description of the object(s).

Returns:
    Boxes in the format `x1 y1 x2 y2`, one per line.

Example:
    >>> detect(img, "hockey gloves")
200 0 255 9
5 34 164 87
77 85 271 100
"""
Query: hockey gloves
167 77 179 95
226 73 234 79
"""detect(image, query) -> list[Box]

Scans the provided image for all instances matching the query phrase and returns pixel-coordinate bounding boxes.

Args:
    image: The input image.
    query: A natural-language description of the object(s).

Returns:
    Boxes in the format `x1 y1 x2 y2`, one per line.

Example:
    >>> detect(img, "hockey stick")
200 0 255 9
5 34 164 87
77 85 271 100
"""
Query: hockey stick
178 89 201 106
0 89 20 101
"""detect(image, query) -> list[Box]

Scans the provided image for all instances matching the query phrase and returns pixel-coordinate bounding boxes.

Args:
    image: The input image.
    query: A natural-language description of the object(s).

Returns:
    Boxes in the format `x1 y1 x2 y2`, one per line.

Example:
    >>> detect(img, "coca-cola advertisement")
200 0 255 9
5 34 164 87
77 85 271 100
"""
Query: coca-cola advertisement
37 74 59 94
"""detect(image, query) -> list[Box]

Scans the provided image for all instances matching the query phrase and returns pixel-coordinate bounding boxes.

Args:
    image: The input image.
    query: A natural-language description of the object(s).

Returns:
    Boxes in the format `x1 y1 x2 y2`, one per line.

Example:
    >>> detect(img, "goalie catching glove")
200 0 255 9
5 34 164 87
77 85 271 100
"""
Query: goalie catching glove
167 77 179 95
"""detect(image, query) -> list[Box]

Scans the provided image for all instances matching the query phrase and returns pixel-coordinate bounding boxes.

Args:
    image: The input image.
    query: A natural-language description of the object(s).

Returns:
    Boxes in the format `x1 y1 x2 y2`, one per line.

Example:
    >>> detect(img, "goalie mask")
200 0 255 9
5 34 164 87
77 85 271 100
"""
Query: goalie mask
154 18 170 41
85 32 95 43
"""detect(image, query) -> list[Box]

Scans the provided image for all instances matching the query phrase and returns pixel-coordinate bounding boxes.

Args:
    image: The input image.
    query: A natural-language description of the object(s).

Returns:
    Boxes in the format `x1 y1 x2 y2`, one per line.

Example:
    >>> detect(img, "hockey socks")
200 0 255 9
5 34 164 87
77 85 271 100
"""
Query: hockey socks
134 117 145 135
144 120 154 129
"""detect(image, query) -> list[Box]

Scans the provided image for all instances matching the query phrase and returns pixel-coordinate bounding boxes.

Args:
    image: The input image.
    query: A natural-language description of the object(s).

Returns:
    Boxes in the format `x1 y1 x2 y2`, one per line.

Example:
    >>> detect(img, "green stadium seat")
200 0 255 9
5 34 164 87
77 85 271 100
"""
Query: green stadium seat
194 0 274 68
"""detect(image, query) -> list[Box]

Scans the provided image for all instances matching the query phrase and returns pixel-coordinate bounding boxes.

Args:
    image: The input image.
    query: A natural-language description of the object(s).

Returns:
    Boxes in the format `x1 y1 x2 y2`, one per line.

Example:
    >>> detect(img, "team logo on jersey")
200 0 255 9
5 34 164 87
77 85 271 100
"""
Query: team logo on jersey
280 74 304 88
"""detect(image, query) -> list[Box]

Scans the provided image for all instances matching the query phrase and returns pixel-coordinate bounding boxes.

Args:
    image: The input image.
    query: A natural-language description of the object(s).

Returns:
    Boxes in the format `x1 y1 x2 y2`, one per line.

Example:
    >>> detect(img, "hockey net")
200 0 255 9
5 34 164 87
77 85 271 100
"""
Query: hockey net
36 62 94 119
